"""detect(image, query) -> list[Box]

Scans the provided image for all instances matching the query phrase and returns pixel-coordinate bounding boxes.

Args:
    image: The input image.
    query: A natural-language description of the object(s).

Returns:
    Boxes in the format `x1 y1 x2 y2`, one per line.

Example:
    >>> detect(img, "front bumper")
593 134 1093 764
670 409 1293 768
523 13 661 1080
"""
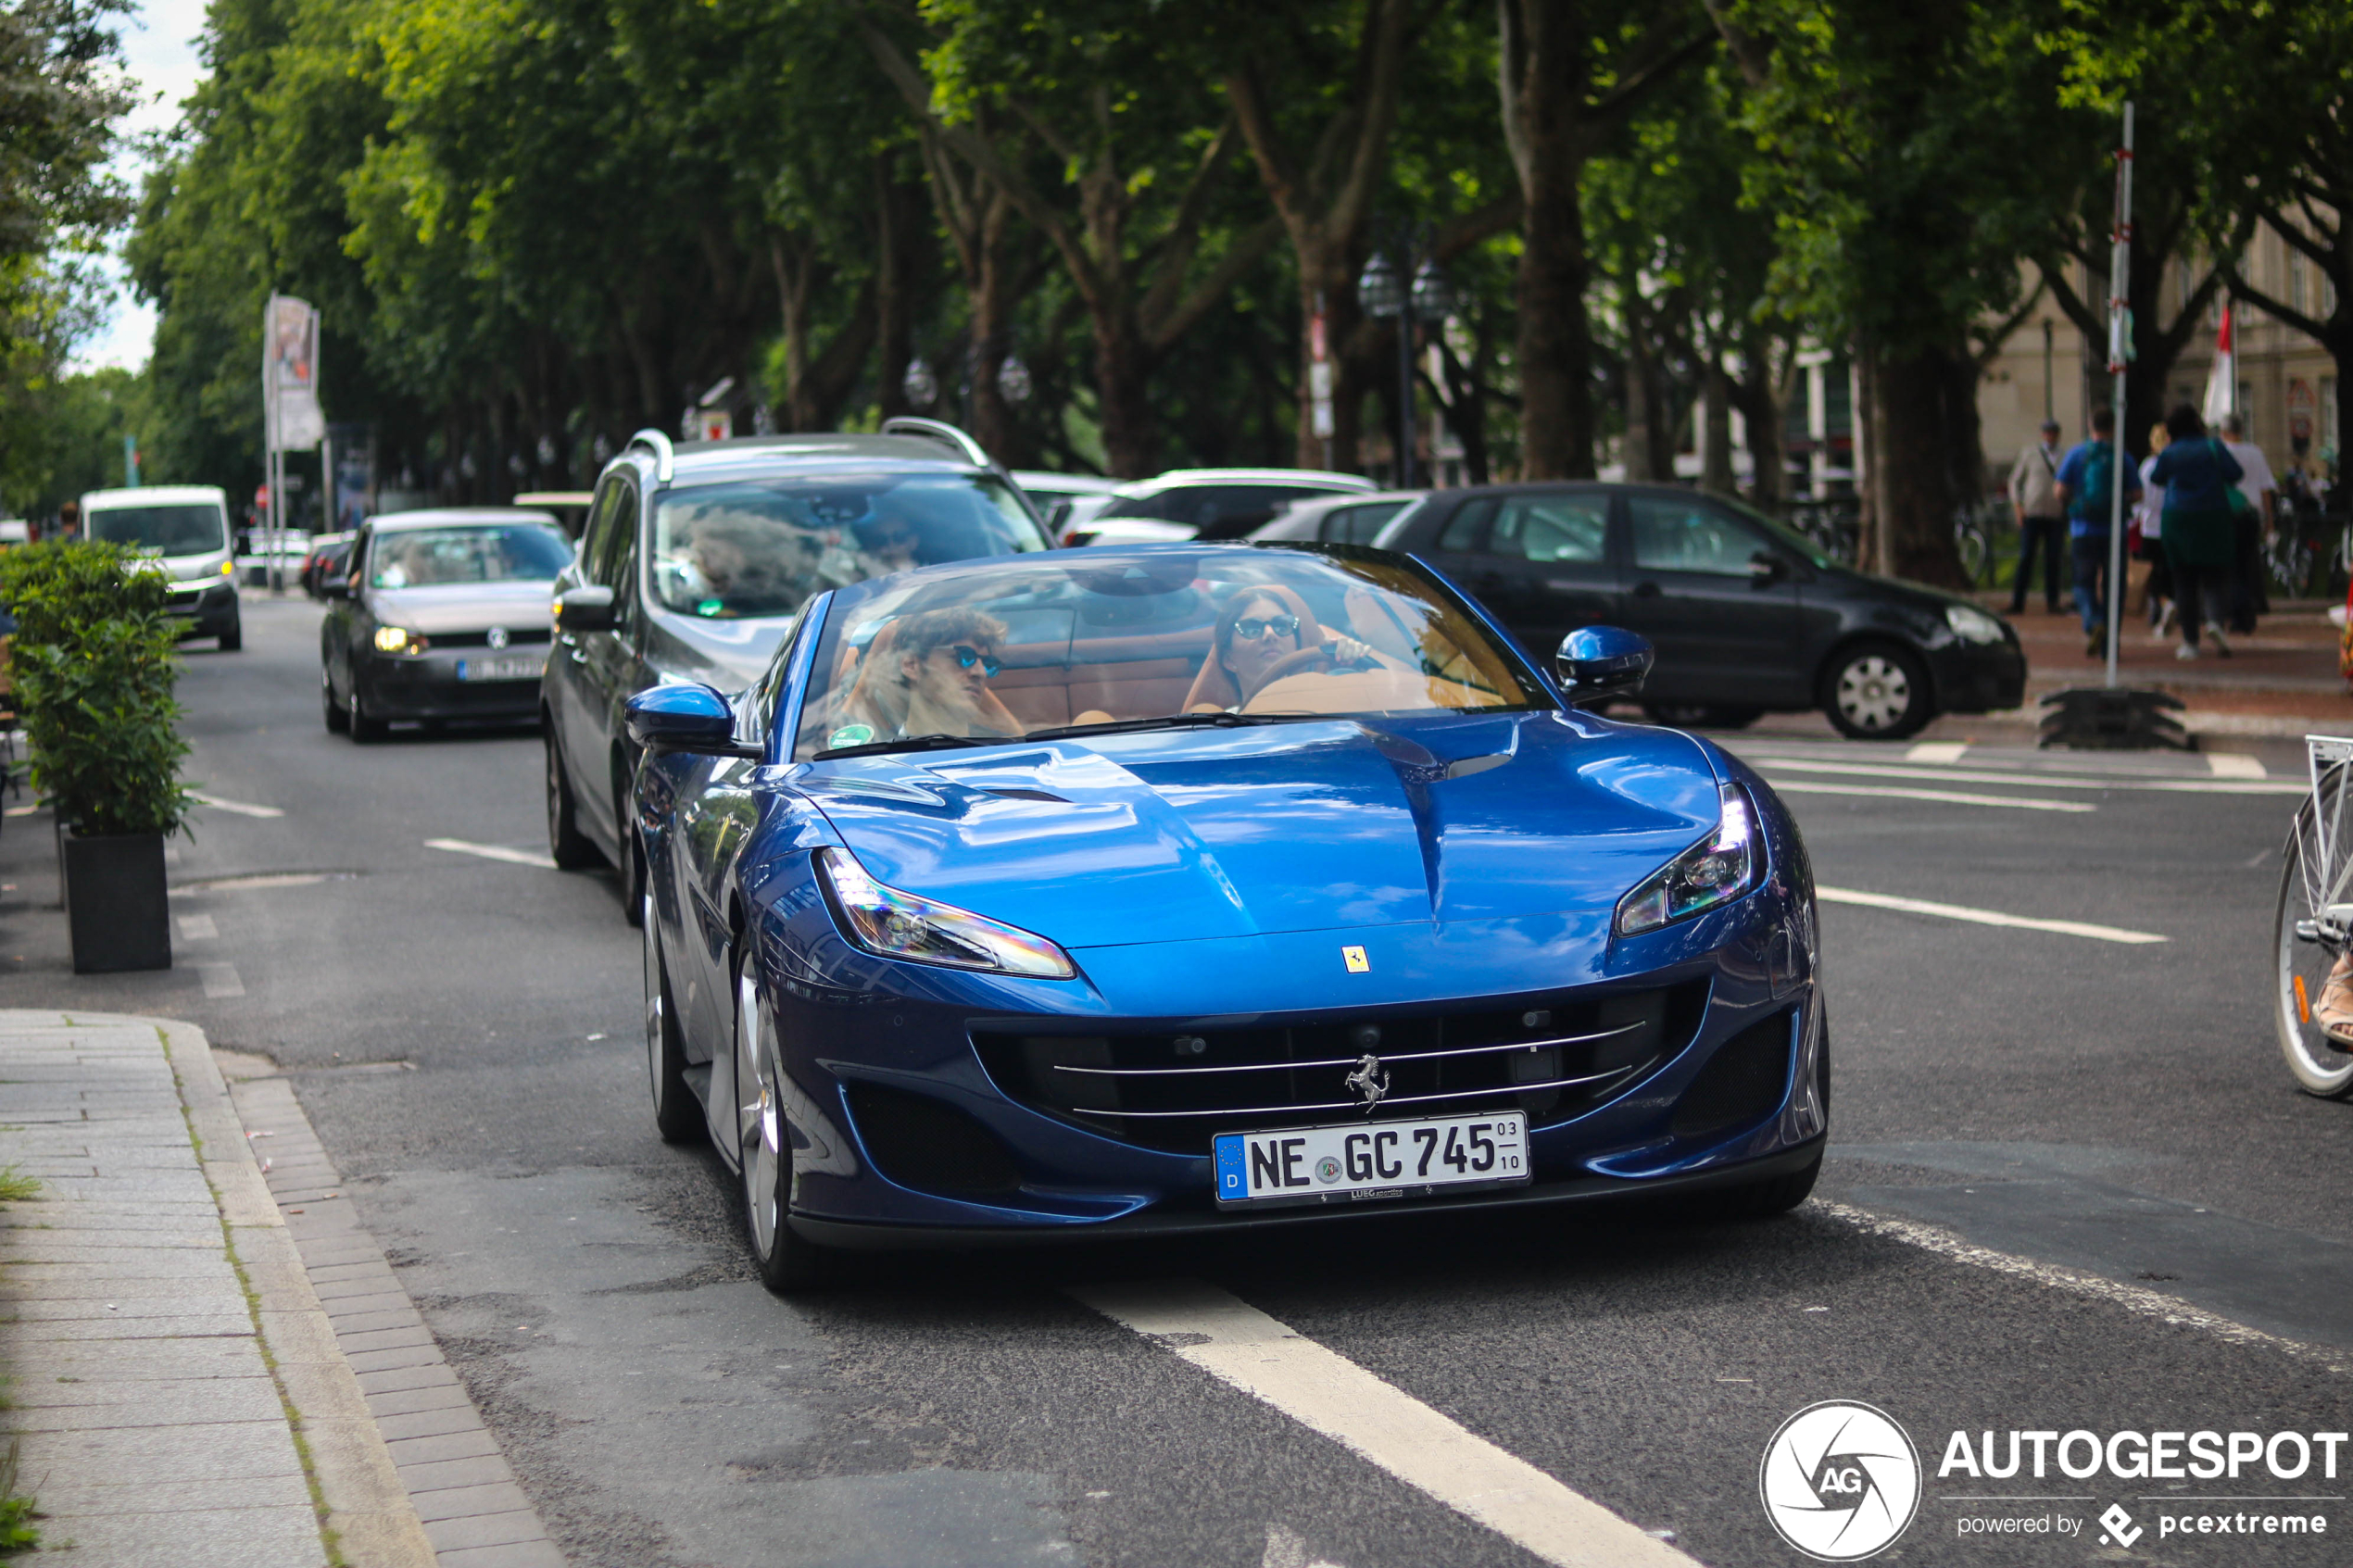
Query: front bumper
163 581 238 635
1926 635 2028 713
357 648 549 721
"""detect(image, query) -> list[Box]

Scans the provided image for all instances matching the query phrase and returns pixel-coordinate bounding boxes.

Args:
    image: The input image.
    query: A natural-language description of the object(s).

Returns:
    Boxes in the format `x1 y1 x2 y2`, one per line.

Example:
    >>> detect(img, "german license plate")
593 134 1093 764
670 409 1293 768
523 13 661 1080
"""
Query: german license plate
456 654 544 682
1213 1110 1529 1208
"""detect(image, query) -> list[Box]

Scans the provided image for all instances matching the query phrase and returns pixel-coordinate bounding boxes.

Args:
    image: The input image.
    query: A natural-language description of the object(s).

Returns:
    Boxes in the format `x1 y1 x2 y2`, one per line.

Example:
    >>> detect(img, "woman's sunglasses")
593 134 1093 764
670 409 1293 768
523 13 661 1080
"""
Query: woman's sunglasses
949 645 1002 677
1232 613 1301 641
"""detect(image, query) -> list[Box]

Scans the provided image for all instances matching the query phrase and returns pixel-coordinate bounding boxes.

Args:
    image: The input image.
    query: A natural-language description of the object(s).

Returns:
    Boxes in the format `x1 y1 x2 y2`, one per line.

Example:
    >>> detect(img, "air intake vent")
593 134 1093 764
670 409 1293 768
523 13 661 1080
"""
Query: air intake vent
1670 1010 1794 1139
843 1083 1024 1198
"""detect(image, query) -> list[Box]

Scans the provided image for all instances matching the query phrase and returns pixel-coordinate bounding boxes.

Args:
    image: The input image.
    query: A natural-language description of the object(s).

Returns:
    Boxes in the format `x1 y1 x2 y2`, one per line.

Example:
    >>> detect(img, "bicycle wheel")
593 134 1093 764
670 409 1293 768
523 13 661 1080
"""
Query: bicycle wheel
2275 766 2353 1097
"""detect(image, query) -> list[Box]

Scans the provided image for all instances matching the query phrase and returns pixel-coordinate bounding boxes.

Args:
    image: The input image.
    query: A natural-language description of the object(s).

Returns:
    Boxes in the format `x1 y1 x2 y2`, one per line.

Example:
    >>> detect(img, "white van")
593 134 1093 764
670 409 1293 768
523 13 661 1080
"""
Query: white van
80 485 242 650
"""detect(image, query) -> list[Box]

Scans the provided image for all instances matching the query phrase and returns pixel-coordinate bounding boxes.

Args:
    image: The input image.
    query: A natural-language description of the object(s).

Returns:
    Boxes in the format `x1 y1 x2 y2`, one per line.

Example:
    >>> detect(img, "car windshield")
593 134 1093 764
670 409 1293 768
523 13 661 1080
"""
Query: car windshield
370 525 571 588
650 470 1046 621
792 546 1553 759
88 505 226 555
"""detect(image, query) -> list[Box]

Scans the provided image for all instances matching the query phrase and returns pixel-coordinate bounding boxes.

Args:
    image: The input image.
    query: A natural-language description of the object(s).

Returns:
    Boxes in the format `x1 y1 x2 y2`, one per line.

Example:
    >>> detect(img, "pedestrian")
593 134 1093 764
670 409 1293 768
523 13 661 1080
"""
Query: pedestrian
2137 421 2173 638
2052 405 2140 658
2007 418 2068 615
2220 413 2277 631
2146 402 2244 659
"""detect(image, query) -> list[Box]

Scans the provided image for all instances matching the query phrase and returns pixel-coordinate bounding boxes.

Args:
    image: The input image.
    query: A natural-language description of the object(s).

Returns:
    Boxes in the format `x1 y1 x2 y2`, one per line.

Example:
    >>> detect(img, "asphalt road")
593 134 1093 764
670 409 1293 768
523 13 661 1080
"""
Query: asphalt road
10 594 2353 1568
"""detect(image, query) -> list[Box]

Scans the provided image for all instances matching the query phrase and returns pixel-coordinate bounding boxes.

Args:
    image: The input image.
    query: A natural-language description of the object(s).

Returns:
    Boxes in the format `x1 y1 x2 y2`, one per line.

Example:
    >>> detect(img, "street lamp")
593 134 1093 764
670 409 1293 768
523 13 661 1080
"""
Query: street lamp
1357 244 1453 488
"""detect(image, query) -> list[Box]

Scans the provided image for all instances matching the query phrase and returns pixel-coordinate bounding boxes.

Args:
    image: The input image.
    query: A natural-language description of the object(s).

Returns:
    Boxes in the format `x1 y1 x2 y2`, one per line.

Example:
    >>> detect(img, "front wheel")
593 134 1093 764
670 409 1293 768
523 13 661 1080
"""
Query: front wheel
218 615 242 652
348 684 388 742
2276 797 2353 1097
643 898 704 1144
1821 642 1931 741
735 947 834 1294
322 671 348 734
545 732 601 870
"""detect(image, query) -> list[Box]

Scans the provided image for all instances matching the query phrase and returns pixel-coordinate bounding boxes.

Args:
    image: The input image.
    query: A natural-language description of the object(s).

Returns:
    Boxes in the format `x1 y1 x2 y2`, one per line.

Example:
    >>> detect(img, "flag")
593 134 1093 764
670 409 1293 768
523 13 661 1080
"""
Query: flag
2201 305 2233 427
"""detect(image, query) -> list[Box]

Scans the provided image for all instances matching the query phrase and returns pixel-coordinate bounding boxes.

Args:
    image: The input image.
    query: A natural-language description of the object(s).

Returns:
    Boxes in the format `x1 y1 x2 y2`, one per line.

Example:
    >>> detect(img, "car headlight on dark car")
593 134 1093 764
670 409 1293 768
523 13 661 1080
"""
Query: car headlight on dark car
1944 604 2007 645
815 847 1076 979
1616 784 1761 936
373 626 427 654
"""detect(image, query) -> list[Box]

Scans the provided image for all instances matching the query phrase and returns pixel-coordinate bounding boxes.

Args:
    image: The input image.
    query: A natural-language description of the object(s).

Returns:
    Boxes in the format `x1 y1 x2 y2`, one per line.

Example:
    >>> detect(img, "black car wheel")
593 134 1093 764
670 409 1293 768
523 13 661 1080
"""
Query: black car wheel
545 733 601 870
1820 641 1931 740
218 613 242 652
643 897 704 1144
322 671 348 734
735 946 833 1293
348 684 388 743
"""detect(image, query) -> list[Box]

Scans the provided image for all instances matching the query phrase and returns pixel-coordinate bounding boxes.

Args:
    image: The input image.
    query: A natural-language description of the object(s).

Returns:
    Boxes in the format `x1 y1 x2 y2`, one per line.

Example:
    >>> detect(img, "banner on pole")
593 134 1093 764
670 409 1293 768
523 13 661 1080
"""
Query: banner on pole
2201 307 2234 428
264 295 325 451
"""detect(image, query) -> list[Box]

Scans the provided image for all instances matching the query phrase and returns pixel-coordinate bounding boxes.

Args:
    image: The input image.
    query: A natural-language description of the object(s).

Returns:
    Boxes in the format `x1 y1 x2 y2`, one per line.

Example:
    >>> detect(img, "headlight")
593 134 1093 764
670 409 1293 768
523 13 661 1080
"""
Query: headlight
373 626 427 654
1616 784 1761 937
1945 604 2007 645
220 559 234 576
814 847 1076 978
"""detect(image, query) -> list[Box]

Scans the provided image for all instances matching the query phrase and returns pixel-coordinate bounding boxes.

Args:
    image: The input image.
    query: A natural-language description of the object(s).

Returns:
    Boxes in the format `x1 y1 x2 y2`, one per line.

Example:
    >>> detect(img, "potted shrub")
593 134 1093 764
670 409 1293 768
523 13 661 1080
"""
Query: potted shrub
0 542 194 973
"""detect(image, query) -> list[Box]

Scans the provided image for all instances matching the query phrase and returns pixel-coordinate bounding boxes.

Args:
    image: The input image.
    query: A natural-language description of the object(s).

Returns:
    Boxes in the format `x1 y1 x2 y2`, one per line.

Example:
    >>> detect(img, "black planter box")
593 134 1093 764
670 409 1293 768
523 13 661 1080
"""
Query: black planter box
61 831 172 974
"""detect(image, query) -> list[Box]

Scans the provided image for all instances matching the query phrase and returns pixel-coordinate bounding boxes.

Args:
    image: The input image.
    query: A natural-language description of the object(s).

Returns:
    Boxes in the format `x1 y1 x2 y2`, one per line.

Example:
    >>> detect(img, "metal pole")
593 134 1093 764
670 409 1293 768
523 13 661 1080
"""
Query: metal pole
2104 102 2134 687
2042 320 2054 420
1396 287 1416 490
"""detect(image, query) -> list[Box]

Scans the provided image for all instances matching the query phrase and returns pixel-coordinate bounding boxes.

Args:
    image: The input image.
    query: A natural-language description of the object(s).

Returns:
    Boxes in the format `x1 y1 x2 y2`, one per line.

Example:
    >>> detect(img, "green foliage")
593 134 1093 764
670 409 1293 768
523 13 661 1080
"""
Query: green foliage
0 541 191 838
0 1439 36 1555
0 1165 39 1203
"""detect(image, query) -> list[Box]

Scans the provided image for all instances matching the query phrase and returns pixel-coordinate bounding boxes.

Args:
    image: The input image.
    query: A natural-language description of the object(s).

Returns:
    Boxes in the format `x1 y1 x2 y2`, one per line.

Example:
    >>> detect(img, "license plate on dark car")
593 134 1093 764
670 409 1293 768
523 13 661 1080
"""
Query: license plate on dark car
456 654 544 682
1213 1111 1529 1208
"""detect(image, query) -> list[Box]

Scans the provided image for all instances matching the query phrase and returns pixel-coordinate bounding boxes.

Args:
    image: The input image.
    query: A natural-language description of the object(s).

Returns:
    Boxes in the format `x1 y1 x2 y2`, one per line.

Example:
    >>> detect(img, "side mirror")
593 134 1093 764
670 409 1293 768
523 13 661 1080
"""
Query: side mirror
625 684 757 758
1554 625 1654 707
321 577 351 600
555 584 617 633
1748 551 1787 585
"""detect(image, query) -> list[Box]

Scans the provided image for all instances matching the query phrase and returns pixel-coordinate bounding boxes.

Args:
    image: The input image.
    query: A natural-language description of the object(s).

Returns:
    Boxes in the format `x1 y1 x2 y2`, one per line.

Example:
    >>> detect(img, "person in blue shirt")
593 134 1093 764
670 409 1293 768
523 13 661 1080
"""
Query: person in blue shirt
2053 405 2143 658
2145 403 2245 659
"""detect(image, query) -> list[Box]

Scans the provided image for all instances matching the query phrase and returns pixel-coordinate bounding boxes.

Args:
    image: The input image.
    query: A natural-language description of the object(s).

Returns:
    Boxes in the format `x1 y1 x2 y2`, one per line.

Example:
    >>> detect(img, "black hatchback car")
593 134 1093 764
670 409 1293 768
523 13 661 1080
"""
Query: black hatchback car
542 420 1054 922
1376 483 2025 738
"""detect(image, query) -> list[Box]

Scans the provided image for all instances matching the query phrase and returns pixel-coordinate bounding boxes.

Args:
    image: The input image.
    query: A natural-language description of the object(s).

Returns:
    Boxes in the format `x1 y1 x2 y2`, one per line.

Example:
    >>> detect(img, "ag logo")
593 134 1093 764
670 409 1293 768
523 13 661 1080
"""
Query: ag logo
1758 1400 1921 1561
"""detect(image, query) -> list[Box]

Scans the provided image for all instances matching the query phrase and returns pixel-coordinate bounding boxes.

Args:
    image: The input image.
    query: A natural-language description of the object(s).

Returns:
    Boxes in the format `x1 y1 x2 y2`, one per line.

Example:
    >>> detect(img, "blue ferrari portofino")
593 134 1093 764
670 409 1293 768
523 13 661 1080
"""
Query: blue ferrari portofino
628 543 1825 1289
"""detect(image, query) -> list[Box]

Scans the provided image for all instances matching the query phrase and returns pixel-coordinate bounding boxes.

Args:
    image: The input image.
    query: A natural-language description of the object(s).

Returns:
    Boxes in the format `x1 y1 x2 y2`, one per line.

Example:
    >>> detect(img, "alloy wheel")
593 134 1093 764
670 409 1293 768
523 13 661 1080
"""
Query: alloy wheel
1834 654 1912 734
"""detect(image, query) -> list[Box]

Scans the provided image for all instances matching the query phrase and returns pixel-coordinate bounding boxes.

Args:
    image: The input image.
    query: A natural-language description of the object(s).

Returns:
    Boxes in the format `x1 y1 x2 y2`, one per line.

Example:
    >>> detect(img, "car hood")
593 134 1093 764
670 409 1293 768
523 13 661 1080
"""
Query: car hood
648 607 796 692
368 581 557 633
794 711 1723 948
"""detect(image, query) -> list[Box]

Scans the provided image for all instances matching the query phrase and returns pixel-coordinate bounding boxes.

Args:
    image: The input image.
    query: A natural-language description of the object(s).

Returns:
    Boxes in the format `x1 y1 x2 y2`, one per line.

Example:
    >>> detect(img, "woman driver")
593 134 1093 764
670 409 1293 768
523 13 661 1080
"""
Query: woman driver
1183 586 1374 711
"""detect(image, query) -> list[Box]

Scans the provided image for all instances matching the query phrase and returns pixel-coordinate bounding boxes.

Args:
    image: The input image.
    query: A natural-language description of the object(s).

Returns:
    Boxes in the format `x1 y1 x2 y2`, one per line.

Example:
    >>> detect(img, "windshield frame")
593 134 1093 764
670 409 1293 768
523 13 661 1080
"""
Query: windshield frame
85 503 229 558
781 541 1561 763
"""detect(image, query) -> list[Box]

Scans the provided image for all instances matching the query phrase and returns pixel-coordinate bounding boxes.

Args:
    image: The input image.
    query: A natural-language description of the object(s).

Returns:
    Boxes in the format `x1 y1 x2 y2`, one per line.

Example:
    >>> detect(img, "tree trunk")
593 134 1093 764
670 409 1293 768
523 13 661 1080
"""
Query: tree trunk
963 190 1026 467
1876 345 1969 587
1622 327 1658 482
1093 316 1157 479
1292 250 1364 472
874 157 918 421
1701 357 1735 495
1517 169 1595 479
1729 335 1785 509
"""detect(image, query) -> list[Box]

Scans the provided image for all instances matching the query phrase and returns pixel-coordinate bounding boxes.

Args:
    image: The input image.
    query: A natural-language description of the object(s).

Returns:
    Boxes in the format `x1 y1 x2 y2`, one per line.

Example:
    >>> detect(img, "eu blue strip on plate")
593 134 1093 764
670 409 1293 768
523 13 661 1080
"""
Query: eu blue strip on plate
1213 1135 1247 1200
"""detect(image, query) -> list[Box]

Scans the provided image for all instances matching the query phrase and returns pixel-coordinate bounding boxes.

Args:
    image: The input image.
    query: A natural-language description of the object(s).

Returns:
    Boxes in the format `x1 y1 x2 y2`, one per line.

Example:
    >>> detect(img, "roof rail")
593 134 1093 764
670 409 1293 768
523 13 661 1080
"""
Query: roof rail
879 417 994 470
624 427 674 483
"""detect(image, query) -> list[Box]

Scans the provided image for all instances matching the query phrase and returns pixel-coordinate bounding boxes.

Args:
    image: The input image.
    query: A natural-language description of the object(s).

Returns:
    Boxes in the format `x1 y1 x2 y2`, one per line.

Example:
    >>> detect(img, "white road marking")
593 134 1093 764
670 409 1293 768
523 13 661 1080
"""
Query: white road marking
1262 1524 1346 1568
192 793 285 818
1753 756 2305 796
1817 885 2167 944
197 962 245 997
1904 741 1970 763
1073 1280 1693 1568
1770 780 2094 813
2207 753 2268 778
2 805 33 818
176 914 218 941
425 838 559 870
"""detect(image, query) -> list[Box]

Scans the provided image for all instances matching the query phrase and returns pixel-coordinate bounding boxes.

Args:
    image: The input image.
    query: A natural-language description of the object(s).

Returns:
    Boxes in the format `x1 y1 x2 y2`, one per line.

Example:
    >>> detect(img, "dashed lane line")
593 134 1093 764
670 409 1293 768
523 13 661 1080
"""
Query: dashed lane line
175 913 218 941
1751 756 2306 797
1074 1279 1693 1568
196 961 245 997
1768 780 2094 813
1904 741 1971 763
1817 885 2167 944
191 792 286 818
424 837 559 870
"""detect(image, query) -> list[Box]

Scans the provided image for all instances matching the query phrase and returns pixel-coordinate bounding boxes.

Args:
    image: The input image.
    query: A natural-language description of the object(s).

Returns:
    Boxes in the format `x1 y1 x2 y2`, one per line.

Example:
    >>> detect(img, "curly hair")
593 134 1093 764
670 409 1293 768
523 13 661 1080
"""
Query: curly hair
891 606 1008 664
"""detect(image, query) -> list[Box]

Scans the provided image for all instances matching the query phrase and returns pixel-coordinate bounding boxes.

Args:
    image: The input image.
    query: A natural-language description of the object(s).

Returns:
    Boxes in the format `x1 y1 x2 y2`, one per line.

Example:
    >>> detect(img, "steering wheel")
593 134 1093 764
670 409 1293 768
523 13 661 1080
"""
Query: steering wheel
1254 645 1338 686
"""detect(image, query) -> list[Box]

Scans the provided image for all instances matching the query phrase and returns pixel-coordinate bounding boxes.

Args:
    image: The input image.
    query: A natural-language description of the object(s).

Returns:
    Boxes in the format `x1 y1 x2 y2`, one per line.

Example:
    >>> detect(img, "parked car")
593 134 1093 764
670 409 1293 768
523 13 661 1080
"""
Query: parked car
1062 468 1376 546
80 485 241 650
299 531 359 599
543 419 1054 926
320 508 571 740
1248 489 1427 546
623 541 1824 1289
1012 470 1119 528
1374 483 2025 738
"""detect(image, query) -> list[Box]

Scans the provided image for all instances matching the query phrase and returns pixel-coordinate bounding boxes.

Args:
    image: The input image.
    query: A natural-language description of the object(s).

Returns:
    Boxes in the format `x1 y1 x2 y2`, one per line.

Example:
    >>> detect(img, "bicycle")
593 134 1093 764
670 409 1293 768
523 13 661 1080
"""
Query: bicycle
2275 734 2353 1096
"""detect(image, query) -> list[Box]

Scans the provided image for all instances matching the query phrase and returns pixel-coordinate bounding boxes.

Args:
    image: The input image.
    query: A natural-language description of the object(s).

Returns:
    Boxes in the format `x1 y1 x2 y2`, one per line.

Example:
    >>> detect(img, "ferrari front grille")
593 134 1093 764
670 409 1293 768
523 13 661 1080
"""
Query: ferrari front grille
974 981 1707 1155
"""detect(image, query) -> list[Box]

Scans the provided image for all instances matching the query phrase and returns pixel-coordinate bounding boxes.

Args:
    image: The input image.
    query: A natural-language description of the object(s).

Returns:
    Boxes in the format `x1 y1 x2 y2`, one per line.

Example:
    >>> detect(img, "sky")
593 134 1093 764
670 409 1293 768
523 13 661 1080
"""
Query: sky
72 0 212 370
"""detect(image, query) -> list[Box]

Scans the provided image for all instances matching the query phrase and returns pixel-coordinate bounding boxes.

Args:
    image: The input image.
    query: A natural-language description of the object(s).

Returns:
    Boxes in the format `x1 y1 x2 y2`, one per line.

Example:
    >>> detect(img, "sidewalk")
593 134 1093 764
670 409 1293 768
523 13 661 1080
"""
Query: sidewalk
0 1011 438 1566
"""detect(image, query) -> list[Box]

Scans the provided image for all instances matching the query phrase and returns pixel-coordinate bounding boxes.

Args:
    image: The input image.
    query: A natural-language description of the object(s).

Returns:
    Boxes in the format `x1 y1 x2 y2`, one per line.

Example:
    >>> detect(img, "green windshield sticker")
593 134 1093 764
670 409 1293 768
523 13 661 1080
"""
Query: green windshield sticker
827 724 875 748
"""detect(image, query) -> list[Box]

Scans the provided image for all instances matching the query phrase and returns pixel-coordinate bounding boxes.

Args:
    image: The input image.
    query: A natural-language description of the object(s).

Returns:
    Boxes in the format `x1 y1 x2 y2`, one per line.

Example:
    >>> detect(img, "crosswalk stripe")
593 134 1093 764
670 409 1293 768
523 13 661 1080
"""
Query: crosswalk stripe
1769 780 2094 812
1817 885 2167 944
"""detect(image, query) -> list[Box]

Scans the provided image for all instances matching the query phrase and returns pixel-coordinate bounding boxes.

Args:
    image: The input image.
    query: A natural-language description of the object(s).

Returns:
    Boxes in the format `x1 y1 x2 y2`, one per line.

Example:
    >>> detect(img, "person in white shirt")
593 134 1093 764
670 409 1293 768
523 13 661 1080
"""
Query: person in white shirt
2007 418 2068 614
2134 421 2173 636
2220 414 2277 631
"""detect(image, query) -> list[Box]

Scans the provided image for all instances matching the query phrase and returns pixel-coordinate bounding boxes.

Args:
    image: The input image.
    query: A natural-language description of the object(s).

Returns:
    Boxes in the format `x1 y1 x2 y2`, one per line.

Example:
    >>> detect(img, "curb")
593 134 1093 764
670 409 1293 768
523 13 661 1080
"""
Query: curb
162 1016 444 1568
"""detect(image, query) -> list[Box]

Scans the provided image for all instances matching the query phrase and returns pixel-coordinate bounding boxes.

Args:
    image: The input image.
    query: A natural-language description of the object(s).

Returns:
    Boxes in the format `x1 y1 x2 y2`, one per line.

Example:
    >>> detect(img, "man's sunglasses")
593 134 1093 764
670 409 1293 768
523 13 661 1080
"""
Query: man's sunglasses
1232 613 1301 641
950 645 1002 677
